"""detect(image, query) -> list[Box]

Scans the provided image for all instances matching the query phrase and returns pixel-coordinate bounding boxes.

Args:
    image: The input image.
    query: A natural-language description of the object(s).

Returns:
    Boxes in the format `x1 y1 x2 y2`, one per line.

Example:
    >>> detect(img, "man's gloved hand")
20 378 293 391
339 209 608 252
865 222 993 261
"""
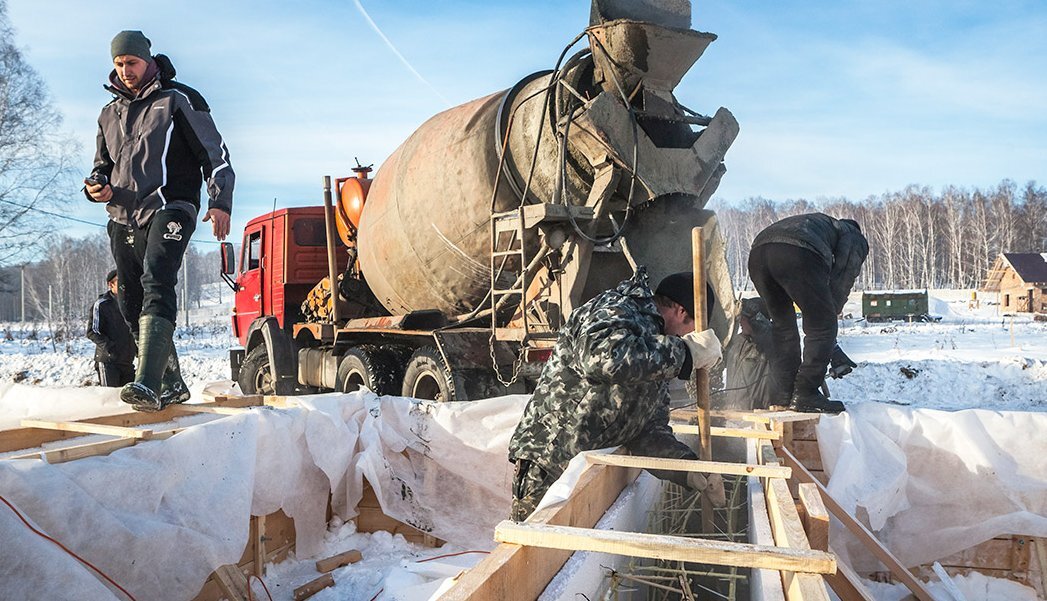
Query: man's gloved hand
686 472 727 507
682 329 722 371
828 344 857 379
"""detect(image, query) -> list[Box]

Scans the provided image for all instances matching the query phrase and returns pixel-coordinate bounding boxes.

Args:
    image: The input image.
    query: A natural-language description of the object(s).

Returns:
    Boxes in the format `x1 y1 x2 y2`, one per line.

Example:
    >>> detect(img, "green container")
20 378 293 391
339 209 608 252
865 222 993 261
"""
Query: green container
862 290 933 322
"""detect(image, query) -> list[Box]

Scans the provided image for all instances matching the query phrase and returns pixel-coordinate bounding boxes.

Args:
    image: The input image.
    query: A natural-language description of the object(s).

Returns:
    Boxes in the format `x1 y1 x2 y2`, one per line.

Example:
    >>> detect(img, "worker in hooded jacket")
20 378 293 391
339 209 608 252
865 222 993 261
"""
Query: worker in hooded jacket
508 268 725 521
84 30 234 411
747 213 868 413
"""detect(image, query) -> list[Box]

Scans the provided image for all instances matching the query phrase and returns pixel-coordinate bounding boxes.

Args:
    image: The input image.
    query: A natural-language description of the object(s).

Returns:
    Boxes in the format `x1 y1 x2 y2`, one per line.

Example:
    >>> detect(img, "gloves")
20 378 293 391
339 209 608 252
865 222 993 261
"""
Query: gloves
828 344 857 379
686 472 727 508
682 329 722 371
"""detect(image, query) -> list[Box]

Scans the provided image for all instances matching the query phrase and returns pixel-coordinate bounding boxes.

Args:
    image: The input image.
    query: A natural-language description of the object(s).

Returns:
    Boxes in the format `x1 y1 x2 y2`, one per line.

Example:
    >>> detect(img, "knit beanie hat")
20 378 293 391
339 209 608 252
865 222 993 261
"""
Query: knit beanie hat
655 272 695 318
106 269 118 284
111 30 152 60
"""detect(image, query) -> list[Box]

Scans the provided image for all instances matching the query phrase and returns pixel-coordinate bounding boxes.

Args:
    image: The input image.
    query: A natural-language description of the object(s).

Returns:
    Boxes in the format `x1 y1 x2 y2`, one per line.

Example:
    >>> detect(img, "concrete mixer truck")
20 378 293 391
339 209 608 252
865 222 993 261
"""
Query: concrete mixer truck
221 0 739 400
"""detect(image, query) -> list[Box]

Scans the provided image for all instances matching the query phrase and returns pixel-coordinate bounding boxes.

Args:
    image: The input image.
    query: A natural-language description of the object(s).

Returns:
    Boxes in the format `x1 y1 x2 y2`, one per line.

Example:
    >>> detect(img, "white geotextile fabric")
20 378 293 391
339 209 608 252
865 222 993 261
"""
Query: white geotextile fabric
0 391 526 601
817 402 1047 571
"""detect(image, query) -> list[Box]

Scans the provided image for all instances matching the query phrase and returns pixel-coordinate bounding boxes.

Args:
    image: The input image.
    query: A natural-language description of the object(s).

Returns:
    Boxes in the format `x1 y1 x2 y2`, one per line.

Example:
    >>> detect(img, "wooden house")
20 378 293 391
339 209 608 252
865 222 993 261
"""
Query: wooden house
982 253 1047 314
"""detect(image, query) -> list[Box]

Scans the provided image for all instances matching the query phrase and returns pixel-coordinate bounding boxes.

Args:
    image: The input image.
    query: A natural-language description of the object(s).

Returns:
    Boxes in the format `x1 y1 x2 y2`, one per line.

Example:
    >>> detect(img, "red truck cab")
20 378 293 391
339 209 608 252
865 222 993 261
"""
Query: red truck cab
232 207 348 346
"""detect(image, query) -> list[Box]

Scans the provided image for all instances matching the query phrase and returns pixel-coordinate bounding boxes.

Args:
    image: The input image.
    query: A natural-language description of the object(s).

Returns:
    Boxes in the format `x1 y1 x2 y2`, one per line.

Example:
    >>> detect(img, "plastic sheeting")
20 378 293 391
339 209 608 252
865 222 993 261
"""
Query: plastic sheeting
817 402 1047 572
0 391 526 601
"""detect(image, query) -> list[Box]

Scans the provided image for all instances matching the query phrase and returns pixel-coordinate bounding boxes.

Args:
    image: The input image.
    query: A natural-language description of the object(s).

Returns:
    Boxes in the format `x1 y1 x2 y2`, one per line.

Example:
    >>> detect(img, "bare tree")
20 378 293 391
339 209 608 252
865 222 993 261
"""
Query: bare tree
0 0 78 266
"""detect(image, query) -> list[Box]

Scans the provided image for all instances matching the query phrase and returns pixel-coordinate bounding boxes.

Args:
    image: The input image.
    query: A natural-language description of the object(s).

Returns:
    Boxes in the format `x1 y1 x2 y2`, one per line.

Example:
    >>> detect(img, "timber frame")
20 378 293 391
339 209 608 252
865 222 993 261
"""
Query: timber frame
3 398 1044 600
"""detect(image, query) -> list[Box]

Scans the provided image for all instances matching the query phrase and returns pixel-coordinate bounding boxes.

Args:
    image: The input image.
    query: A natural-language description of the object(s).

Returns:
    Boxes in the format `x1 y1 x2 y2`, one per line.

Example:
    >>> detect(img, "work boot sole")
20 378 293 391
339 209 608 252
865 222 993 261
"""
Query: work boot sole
121 383 163 412
789 399 846 414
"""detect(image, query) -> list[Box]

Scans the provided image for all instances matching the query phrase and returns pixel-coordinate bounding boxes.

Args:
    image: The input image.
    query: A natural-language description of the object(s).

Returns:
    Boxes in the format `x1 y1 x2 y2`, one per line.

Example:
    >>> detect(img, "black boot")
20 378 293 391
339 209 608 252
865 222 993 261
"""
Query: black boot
789 389 846 414
121 315 174 411
160 347 191 405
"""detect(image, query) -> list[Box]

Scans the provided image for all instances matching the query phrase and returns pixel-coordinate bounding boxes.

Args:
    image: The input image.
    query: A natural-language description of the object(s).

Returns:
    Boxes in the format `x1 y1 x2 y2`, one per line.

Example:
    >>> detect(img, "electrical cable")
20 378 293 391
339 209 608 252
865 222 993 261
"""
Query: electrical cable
0 198 223 246
246 574 274 601
0 492 138 601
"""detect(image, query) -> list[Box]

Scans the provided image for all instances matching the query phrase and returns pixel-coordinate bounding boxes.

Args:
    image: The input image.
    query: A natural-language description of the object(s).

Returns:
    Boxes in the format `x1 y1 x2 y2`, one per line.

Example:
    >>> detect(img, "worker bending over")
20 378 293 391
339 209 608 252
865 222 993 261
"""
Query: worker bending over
748 213 868 413
508 268 724 521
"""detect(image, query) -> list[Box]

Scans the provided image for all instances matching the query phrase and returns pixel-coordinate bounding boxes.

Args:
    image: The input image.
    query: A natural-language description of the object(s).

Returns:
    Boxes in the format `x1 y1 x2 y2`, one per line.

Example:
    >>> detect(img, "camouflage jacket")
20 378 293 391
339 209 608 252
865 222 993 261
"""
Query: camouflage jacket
508 268 696 484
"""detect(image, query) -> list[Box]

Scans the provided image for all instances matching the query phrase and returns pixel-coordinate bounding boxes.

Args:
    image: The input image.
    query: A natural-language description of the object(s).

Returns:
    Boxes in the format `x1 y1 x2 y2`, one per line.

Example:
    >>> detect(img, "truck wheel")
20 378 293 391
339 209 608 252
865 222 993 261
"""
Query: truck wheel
337 346 399 395
239 345 276 395
401 347 454 401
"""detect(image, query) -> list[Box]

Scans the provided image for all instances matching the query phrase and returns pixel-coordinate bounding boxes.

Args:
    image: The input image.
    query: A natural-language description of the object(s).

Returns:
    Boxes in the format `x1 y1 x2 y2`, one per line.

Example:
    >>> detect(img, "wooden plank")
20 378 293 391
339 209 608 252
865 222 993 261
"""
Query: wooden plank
494 521 837 574
672 423 781 440
779 446 936 601
0 396 264 453
252 515 267 578
8 428 182 463
747 437 788 601
759 440 833 601
586 453 791 479
441 463 639 601
169 405 254 415
293 573 335 600
315 549 362 573
744 412 823 425
790 440 824 471
824 547 878 601
692 226 714 534
1036 538 1047 598
212 565 250 601
798 483 829 552
20 419 154 439
790 420 819 441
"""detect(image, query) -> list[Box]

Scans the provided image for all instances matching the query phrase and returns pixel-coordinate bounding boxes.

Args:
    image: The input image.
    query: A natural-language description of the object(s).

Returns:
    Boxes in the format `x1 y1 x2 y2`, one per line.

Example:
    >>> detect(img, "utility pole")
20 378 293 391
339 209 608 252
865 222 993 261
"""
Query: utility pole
20 265 25 322
183 254 190 329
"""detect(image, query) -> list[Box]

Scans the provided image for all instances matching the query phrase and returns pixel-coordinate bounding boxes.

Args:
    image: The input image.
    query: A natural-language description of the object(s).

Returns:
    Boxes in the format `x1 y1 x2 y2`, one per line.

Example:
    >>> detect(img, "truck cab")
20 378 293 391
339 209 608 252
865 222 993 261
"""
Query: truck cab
229 208 350 393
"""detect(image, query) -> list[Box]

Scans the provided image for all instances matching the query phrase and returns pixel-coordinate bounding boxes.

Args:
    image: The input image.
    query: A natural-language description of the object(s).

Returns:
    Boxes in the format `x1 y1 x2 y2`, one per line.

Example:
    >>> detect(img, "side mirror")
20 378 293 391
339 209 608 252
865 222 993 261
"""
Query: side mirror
220 242 239 292
220 242 236 275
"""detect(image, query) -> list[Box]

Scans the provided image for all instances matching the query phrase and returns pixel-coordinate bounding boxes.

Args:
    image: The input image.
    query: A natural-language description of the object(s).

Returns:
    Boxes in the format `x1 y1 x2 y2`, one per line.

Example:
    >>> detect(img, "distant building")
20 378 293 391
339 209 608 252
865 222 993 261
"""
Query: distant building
982 253 1047 314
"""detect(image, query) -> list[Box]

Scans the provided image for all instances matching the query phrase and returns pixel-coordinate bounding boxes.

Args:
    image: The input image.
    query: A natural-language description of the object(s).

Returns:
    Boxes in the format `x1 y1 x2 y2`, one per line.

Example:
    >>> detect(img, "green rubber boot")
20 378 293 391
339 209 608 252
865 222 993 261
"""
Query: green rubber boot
121 315 175 412
160 346 191 405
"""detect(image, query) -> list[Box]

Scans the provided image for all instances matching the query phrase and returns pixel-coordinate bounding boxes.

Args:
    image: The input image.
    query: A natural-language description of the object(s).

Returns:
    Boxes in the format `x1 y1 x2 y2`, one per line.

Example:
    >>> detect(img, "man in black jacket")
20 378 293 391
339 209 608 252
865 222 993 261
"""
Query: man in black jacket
748 213 868 413
85 31 233 410
86 270 136 387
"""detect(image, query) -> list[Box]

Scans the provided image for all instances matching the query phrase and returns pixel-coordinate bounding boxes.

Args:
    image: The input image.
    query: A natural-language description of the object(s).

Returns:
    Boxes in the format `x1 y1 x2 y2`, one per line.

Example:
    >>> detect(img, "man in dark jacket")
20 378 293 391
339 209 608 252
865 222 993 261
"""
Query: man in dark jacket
86 270 136 387
748 213 868 413
85 31 233 410
508 268 724 521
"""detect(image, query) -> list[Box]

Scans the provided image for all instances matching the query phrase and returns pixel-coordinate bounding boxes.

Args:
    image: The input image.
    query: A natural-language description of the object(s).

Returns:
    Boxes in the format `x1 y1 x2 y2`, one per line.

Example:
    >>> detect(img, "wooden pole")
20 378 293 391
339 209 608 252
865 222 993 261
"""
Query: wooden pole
692 227 713 532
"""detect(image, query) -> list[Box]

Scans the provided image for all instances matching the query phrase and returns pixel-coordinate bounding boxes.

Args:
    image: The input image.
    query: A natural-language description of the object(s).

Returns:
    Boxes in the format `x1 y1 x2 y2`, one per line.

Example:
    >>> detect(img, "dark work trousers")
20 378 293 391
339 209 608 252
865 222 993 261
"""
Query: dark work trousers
96 361 134 387
107 210 196 335
747 243 837 401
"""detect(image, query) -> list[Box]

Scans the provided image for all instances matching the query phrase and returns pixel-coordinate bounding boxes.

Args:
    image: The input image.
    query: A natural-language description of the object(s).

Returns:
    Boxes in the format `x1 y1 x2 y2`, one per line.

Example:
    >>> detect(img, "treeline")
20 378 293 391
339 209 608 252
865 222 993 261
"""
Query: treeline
0 233 226 339
712 179 1047 292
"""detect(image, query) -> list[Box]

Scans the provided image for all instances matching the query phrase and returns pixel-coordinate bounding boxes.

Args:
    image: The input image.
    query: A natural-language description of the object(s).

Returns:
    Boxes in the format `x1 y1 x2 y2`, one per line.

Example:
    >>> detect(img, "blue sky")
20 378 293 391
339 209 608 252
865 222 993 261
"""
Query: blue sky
7 0 1047 242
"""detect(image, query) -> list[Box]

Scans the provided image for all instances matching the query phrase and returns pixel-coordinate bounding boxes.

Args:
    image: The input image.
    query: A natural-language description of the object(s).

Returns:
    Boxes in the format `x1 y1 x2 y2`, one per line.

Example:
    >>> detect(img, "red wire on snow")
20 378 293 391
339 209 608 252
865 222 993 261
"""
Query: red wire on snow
0 492 138 601
416 549 490 563
247 574 274 601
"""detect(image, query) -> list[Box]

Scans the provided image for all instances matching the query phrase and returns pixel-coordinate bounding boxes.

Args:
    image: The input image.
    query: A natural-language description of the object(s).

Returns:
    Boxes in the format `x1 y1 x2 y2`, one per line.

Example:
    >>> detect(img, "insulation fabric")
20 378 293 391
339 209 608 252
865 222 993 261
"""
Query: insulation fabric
0 392 526 600
817 402 1047 570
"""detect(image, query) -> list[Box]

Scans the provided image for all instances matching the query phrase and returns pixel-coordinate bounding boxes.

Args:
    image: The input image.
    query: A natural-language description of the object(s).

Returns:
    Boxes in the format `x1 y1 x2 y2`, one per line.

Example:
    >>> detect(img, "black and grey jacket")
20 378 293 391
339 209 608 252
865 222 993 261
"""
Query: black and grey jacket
87 55 234 228
751 212 869 313
86 291 136 365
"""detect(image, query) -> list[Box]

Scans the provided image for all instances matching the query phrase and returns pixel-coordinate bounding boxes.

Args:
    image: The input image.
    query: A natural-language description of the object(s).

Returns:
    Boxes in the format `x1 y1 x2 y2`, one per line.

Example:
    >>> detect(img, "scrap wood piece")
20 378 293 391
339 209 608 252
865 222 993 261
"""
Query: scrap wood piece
168 404 254 416
586 453 791 478
213 564 251 601
779 446 936 601
315 549 362 573
293 573 335 600
494 521 837 574
441 462 640 601
798 482 830 552
20 419 154 439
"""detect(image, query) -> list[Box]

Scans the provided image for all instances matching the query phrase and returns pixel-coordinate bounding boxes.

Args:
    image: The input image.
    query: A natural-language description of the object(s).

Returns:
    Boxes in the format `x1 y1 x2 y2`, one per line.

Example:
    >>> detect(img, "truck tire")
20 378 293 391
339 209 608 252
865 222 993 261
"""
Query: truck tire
337 346 399 395
401 346 454 401
239 344 276 395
